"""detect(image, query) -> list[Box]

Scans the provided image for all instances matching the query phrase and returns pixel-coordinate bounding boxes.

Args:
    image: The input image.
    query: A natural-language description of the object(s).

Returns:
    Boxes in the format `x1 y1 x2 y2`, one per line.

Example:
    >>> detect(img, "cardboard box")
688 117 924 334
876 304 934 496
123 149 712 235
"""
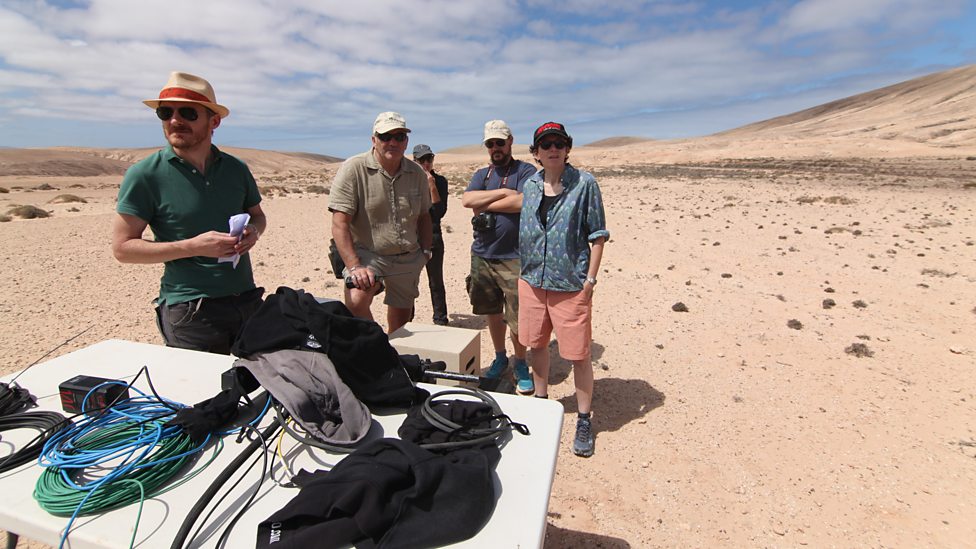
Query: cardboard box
389 322 480 386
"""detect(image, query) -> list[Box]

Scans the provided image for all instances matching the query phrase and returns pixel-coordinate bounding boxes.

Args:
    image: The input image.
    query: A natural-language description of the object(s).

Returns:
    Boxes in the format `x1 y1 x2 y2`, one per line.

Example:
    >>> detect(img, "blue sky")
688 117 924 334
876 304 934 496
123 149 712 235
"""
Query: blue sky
1 0 974 157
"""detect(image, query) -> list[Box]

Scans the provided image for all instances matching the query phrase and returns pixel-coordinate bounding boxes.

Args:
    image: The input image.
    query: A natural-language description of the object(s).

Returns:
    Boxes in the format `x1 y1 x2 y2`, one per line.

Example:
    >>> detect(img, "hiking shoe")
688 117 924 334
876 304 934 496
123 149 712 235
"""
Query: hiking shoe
573 416 595 457
484 354 508 379
513 359 534 395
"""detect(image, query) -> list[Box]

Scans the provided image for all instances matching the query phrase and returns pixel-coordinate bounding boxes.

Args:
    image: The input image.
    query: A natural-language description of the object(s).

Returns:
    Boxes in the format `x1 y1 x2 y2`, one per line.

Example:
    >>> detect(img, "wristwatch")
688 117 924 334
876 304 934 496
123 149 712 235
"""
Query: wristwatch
423 249 433 258
585 276 598 286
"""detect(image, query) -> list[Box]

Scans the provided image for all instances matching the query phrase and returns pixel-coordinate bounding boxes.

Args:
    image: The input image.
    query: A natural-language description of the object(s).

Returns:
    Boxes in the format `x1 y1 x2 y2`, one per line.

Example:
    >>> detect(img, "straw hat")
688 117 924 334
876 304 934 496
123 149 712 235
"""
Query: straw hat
143 72 229 118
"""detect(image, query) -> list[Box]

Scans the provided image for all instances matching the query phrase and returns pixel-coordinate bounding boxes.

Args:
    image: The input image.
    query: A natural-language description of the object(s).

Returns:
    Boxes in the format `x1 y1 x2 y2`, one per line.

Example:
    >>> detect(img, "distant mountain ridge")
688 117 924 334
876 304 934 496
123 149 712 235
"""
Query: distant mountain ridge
717 64 976 147
0 146 342 177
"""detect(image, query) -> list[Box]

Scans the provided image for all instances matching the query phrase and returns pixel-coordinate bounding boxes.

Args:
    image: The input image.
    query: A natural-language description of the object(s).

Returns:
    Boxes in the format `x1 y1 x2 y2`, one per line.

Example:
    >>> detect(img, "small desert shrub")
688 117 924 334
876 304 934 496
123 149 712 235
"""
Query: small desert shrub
49 194 88 204
824 227 849 234
796 195 821 204
0 187 8 193
0 215 11 222
306 185 329 194
921 268 956 277
963 182 976 189
845 343 873 357
259 185 290 195
7 205 50 219
824 196 856 205
35 183 56 190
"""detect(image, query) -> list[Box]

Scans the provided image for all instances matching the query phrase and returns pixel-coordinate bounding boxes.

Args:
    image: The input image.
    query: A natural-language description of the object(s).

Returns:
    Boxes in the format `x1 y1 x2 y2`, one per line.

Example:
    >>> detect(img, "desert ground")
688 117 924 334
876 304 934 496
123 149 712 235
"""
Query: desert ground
1 66 975 548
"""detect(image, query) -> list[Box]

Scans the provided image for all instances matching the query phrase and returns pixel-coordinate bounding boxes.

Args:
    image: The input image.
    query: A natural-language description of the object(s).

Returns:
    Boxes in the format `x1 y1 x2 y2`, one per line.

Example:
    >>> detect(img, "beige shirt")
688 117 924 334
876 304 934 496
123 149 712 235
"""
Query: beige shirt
328 149 432 256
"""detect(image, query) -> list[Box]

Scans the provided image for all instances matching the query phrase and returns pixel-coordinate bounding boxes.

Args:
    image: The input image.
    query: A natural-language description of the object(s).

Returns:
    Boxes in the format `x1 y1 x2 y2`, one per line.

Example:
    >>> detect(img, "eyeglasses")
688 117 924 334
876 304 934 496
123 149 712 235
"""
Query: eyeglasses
376 132 408 142
485 139 507 149
155 106 201 122
538 140 568 150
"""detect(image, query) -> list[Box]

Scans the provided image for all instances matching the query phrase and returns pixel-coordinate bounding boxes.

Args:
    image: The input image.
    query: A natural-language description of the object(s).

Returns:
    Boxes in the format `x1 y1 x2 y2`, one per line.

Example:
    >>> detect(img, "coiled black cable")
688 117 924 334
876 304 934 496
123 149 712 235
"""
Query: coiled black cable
0 410 70 473
418 388 530 450
0 382 35 417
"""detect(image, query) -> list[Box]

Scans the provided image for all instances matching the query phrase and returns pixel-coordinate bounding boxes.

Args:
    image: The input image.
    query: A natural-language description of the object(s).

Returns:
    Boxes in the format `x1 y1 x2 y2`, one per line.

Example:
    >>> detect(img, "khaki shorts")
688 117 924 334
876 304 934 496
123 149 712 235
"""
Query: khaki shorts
345 247 426 309
517 278 592 360
466 255 519 333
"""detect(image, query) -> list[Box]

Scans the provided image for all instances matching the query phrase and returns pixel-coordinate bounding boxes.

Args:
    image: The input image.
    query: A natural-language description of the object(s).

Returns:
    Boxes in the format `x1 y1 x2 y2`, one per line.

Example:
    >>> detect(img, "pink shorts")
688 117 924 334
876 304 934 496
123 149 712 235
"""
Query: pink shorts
517 278 592 361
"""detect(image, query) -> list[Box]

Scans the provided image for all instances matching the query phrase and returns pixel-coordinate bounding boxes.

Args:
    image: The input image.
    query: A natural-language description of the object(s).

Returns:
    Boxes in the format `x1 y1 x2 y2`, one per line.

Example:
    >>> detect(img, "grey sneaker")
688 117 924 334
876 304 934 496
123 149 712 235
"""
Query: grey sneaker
513 359 534 395
484 354 507 379
573 416 595 457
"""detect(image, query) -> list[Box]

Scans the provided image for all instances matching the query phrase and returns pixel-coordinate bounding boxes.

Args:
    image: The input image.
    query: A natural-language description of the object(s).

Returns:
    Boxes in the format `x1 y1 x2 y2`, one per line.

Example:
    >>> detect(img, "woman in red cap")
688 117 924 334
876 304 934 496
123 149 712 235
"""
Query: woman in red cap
518 122 608 457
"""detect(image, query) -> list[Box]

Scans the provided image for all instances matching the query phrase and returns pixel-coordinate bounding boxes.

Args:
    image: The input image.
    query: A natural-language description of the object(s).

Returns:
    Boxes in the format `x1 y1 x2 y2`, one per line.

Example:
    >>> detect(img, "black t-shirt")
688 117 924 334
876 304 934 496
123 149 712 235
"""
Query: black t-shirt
538 192 560 228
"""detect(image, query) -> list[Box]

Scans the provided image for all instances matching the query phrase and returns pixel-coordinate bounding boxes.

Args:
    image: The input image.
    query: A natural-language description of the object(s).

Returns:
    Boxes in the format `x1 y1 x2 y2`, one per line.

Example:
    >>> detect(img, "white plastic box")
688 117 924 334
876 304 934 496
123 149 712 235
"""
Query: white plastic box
388 322 480 386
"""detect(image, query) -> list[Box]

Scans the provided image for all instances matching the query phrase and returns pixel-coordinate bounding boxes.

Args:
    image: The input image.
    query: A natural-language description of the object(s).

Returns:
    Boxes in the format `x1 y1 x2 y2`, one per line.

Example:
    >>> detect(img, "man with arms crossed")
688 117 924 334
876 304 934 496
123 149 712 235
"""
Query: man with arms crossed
329 112 433 334
112 71 266 354
462 120 537 394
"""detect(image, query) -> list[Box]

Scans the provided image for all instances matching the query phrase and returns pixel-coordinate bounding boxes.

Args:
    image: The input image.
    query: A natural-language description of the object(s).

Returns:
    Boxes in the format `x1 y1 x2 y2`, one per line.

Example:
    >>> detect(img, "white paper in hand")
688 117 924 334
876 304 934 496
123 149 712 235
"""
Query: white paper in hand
218 213 251 268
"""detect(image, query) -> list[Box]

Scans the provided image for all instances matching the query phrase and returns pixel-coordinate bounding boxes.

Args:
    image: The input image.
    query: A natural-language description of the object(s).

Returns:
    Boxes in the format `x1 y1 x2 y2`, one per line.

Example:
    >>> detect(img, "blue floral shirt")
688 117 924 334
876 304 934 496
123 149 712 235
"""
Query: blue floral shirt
519 164 609 291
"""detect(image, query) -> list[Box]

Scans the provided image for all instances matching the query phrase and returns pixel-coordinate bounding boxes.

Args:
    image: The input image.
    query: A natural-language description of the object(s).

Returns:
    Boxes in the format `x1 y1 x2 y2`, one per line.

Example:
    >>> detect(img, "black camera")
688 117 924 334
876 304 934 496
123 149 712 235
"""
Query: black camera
471 212 496 232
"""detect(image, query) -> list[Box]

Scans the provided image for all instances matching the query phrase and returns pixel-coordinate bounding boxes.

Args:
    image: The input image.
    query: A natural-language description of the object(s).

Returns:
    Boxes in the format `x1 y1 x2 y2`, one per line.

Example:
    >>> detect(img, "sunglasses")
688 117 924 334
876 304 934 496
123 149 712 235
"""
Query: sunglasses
415 155 435 162
485 139 507 149
538 140 568 150
376 132 408 142
155 106 201 122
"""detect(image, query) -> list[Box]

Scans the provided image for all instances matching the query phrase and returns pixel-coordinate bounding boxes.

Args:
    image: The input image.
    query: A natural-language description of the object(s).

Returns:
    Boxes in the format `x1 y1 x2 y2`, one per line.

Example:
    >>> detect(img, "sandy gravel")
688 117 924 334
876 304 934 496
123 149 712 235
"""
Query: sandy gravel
2 137 975 548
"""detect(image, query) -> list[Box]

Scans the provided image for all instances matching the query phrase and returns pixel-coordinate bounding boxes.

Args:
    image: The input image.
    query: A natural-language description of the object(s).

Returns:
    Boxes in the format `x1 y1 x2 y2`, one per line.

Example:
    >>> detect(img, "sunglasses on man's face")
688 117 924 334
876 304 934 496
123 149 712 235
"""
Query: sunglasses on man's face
485 139 507 149
376 132 408 142
156 106 201 122
538 140 568 150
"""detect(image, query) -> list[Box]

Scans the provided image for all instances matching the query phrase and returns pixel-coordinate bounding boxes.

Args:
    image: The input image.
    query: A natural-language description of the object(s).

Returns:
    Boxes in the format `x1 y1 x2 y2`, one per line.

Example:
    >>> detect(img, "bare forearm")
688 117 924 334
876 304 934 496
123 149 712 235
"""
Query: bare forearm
113 237 195 264
330 213 361 268
248 211 267 236
588 237 606 277
462 189 511 210
483 193 523 213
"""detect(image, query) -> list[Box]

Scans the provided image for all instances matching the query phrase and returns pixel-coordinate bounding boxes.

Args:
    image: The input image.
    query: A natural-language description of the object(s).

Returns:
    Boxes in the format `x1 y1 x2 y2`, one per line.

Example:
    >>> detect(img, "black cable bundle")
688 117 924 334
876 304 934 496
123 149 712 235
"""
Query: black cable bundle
0 410 69 473
0 382 35 417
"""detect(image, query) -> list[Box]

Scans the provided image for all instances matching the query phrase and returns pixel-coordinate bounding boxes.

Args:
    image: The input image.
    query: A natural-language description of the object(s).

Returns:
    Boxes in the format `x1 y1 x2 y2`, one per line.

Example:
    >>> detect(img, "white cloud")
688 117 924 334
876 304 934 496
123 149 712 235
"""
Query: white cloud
779 0 964 37
0 0 972 155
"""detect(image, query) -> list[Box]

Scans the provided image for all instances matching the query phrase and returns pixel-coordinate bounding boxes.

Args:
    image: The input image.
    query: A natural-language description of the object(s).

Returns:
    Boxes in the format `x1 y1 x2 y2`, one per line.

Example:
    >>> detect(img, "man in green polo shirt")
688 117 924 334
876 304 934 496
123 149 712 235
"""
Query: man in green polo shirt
329 111 433 334
111 71 267 354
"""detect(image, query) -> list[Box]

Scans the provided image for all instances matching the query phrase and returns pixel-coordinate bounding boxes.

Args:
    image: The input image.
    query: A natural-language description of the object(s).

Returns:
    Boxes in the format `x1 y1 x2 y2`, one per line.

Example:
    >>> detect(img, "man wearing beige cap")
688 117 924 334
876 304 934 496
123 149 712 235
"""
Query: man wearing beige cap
112 71 267 354
461 120 538 393
329 112 433 333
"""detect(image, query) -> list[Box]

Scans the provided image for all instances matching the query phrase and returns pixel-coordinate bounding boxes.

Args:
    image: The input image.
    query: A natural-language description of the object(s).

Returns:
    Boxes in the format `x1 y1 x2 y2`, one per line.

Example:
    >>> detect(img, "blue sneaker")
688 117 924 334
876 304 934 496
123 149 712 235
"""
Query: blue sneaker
513 359 534 395
484 354 508 379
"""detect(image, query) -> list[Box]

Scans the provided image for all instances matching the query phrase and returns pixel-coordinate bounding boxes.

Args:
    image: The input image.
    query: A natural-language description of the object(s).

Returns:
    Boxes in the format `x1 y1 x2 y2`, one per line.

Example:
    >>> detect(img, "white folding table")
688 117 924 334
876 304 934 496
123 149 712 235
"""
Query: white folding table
0 340 563 548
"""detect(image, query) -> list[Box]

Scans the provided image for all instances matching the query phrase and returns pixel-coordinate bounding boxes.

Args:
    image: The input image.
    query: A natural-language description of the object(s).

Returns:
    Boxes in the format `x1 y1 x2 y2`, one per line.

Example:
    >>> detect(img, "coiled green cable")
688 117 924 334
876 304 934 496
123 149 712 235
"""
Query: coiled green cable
34 420 197 516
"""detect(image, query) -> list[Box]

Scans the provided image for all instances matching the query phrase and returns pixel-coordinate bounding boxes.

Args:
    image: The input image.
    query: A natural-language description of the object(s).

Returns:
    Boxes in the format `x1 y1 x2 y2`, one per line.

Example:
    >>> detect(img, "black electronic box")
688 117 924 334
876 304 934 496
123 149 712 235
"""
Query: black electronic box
59 375 129 414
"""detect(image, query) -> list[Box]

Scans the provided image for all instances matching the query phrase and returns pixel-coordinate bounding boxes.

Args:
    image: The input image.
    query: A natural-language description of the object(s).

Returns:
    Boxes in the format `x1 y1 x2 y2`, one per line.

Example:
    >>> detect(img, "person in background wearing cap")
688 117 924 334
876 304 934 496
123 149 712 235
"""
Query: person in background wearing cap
329 112 433 334
461 120 538 394
412 144 450 325
111 71 267 355
519 122 608 457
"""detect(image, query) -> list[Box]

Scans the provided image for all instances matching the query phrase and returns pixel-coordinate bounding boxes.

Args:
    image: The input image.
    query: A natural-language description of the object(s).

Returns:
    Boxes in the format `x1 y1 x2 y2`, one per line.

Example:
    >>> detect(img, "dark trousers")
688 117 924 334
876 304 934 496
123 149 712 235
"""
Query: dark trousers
425 232 448 324
154 287 264 355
